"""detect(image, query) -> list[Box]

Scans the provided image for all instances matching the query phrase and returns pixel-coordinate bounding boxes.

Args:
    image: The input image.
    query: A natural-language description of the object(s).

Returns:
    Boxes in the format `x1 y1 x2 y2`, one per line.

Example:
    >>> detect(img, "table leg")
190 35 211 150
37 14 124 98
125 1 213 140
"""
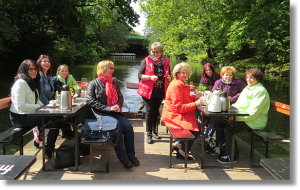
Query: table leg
74 115 78 171
42 116 45 171
230 117 236 169
184 140 188 168
200 114 205 169
169 136 173 168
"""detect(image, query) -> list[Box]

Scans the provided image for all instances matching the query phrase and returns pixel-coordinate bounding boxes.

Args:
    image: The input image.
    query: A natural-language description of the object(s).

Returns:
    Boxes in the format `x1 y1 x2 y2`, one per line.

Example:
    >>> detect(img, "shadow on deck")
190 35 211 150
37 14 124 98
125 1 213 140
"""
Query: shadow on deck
15 119 275 180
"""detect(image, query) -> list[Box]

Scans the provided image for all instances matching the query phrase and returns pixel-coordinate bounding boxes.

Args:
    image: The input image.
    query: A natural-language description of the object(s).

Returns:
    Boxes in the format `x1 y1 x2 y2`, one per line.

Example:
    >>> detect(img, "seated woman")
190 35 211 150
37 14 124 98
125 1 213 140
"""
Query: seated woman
205 66 247 155
86 60 139 168
161 62 202 160
9 59 59 158
53 64 79 138
217 68 270 164
199 63 220 91
53 64 78 93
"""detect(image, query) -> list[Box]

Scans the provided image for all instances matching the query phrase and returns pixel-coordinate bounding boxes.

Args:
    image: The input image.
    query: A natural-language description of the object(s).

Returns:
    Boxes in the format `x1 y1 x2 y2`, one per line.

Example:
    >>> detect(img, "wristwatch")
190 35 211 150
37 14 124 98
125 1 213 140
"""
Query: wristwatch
149 76 151 81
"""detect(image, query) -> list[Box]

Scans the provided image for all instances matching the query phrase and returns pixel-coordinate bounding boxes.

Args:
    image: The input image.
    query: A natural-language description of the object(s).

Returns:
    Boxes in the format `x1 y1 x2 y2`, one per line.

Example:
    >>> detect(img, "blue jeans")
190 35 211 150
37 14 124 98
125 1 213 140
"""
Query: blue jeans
95 112 135 161
204 116 221 139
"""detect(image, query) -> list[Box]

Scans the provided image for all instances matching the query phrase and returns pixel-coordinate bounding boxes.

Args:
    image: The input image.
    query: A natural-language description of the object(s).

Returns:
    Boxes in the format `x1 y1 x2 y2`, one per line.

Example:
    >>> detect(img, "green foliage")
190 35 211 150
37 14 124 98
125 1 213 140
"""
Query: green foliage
0 0 139 71
196 85 207 92
140 0 289 76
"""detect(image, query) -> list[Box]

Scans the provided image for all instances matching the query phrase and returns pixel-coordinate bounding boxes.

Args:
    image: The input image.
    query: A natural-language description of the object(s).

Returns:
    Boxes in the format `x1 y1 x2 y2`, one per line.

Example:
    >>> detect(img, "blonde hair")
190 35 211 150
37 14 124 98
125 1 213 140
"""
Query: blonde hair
220 66 236 77
172 62 192 79
56 64 69 76
151 42 163 51
97 60 114 76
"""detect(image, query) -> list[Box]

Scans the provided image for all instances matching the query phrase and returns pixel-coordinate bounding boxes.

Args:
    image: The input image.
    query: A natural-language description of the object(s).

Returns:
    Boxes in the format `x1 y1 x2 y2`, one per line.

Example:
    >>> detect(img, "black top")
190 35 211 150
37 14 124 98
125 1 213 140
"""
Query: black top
138 59 170 98
199 73 221 91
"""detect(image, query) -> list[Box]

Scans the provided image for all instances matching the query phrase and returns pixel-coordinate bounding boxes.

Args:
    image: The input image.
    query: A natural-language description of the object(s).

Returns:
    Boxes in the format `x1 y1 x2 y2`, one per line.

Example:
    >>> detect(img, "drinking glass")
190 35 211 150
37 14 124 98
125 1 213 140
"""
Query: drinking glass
81 78 88 85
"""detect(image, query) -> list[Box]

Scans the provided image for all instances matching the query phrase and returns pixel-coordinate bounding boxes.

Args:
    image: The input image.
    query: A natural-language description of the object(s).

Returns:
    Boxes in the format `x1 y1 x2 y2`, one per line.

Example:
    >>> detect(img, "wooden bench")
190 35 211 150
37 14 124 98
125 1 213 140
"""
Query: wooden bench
166 127 195 168
0 97 33 155
249 100 290 168
81 134 110 173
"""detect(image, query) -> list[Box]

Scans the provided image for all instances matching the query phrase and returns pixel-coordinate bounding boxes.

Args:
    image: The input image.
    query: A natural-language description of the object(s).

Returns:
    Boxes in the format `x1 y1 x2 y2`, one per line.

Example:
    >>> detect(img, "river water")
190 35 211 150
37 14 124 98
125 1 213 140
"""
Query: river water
0 56 290 157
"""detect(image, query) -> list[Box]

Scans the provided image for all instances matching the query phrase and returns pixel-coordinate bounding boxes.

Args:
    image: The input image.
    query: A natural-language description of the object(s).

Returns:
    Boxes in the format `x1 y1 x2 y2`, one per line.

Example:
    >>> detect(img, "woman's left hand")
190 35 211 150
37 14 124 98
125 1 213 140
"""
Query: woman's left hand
111 105 121 112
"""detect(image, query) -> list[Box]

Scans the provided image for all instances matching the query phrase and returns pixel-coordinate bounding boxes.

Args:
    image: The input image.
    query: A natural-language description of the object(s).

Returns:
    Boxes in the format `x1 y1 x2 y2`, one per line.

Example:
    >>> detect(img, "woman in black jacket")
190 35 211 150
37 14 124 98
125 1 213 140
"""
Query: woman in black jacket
199 63 220 91
86 60 139 169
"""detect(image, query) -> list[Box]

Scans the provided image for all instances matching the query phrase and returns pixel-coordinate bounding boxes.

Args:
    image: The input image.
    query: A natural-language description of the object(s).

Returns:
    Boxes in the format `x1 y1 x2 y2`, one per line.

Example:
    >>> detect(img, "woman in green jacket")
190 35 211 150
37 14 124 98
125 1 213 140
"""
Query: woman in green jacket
217 68 270 164
53 64 78 93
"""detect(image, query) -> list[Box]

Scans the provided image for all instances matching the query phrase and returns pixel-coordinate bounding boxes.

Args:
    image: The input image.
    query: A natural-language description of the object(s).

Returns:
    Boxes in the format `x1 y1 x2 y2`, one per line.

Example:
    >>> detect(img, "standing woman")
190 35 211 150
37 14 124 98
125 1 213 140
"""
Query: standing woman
32 55 58 148
137 42 171 144
9 59 58 158
87 60 139 168
199 63 220 91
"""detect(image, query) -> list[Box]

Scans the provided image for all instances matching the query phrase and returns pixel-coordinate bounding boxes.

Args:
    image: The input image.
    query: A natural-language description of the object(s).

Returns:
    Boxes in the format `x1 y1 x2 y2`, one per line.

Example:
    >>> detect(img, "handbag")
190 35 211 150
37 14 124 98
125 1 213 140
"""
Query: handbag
81 116 120 146
51 146 81 169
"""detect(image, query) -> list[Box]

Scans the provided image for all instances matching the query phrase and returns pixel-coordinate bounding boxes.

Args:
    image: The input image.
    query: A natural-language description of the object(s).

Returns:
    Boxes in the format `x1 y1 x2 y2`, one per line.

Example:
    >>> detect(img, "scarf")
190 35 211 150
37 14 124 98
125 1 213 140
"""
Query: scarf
57 74 76 85
98 75 118 106
222 78 233 85
149 54 165 66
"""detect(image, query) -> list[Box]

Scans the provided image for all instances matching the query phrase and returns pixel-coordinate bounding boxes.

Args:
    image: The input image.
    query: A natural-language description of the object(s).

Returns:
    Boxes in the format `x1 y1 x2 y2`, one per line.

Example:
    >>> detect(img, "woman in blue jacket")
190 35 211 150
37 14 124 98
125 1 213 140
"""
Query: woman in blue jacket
31 55 59 151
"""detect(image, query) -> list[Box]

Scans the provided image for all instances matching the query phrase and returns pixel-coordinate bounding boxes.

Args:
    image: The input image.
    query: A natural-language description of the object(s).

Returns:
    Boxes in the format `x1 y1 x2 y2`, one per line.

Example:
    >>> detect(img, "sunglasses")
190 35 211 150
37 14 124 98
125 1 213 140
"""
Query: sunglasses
152 51 162 54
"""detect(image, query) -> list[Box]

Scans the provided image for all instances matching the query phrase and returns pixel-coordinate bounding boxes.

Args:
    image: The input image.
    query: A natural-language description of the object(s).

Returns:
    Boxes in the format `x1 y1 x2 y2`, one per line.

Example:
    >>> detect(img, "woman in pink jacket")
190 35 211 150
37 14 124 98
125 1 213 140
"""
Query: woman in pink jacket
161 62 202 160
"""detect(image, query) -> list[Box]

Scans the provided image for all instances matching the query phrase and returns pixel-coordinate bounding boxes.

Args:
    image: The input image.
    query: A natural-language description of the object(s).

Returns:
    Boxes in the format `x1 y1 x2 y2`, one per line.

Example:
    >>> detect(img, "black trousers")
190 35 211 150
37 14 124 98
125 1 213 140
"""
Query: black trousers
142 97 163 133
10 112 60 148
223 121 252 155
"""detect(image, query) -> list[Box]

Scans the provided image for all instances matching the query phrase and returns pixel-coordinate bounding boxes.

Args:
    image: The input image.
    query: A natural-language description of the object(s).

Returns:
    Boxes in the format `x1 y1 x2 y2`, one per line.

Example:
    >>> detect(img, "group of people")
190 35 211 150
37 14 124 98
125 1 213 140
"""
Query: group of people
9 55 78 159
137 42 270 164
8 41 270 170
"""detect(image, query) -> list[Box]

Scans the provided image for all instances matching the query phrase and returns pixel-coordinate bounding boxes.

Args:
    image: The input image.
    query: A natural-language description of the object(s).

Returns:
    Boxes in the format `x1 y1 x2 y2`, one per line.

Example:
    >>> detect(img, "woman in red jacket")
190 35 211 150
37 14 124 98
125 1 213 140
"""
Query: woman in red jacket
161 62 202 160
137 42 171 144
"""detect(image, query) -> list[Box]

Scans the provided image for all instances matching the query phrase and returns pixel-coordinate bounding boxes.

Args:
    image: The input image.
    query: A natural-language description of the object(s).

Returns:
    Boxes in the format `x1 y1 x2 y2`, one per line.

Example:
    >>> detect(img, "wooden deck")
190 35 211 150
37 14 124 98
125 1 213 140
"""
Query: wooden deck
17 119 275 180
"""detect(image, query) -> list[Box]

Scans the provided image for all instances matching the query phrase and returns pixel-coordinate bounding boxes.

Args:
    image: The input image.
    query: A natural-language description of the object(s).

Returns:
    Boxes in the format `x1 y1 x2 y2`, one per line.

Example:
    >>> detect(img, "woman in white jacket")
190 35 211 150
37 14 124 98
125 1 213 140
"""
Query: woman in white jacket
9 59 58 158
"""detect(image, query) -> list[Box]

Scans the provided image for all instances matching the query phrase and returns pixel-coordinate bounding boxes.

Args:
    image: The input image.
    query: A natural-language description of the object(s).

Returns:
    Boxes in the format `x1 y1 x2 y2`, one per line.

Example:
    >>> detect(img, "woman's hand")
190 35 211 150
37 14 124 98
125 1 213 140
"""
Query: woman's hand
230 97 235 102
166 75 171 82
195 98 201 106
111 105 121 112
228 117 234 123
196 91 203 99
150 75 158 82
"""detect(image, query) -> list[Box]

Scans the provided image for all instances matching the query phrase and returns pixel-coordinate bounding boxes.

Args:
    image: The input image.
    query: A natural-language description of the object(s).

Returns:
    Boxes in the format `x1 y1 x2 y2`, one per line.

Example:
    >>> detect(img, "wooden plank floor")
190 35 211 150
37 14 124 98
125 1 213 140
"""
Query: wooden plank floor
17 119 275 180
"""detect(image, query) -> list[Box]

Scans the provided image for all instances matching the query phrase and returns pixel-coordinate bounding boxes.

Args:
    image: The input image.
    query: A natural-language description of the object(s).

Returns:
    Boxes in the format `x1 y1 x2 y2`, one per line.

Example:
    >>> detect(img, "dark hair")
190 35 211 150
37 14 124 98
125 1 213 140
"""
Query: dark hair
36 54 52 76
245 68 264 83
202 63 219 85
15 59 41 94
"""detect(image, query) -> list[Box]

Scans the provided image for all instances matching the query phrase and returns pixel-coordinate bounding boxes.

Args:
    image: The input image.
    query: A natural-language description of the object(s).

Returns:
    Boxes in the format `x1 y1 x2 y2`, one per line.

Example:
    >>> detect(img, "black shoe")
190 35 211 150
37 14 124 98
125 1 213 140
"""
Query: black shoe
217 155 237 164
129 157 140 166
152 131 160 139
146 132 153 144
206 148 219 155
120 159 133 168
172 146 179 153
176 151 193 160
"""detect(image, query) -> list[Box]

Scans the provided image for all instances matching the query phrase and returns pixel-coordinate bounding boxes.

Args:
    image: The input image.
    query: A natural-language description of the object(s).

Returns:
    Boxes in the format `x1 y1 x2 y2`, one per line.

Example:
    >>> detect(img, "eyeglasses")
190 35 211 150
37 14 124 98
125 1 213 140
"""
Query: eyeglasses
108 67 114 70
180 72 188 75
28 68 37 72
152 51 162 54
